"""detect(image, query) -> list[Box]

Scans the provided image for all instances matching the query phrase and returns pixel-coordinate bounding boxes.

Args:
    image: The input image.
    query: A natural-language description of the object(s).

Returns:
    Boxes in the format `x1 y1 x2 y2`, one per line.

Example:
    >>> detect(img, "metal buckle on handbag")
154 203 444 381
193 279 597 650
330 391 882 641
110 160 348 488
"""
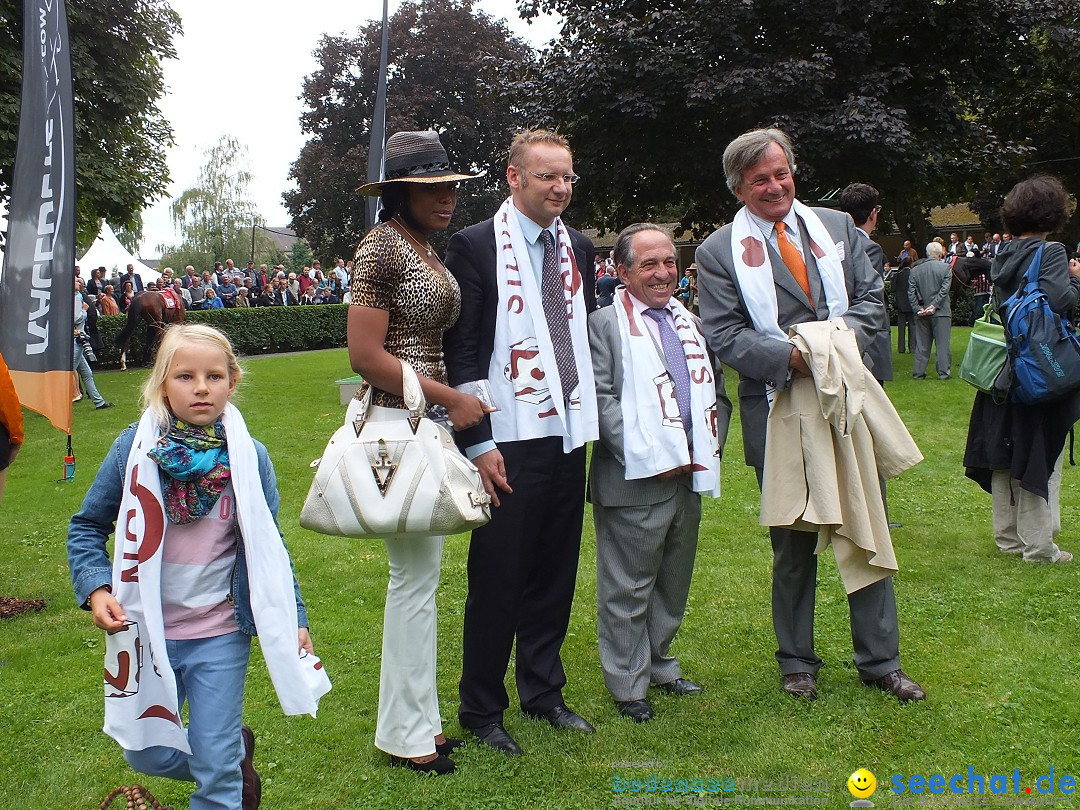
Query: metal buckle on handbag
371 439 396 496
469 491 491 507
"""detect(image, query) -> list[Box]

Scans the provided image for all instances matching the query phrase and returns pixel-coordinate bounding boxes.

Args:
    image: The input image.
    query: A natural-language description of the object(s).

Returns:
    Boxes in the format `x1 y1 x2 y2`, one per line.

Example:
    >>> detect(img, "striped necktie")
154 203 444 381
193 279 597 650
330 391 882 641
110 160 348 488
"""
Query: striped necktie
643 307 692 435
539 229 579 398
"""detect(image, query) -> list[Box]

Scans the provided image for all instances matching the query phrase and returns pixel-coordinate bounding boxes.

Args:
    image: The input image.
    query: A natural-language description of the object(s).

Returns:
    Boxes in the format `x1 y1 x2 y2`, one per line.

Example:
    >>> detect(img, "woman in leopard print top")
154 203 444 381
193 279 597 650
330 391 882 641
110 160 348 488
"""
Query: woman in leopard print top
348 131 487 777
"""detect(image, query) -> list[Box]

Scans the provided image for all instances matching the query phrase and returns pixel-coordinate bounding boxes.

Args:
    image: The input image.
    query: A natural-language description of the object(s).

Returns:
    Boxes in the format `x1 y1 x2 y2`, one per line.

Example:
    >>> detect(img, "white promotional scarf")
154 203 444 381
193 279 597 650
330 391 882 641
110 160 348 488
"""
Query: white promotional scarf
105 403 330 753
729 200 850 342
613 288 721 496
487 198 598 451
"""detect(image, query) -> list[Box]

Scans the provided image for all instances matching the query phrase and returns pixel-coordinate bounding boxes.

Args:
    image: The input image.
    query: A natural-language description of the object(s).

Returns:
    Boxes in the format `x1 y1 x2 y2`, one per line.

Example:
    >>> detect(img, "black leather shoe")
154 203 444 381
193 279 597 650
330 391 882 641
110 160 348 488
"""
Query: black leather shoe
656 677 703 696
523 703 596 733
435 736 464 756
862 669 926 703
389 753 456 775
782 672 818 700
466 722 522 755
95 401 114 410
241 724 261 810
616 699 654 723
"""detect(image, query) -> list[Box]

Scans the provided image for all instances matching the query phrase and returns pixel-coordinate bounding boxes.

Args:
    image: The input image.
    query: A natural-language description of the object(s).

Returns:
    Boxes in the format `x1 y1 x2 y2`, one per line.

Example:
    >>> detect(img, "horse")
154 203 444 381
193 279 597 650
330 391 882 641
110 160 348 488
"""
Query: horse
949 255 992 295
114 290 186 370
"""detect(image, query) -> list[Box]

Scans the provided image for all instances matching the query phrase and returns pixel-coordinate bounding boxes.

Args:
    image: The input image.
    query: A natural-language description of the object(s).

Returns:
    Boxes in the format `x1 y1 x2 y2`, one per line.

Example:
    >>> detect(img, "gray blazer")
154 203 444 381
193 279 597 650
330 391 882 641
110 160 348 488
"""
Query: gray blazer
695 205 885 468
853 229 893 381
587 304 731 507
907 258 952 317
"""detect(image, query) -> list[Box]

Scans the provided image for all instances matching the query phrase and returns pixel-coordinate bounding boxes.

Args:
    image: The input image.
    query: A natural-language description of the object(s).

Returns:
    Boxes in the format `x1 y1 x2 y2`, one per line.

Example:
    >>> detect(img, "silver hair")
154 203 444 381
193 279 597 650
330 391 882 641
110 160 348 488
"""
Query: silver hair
925 242 944 258
723 128 796 194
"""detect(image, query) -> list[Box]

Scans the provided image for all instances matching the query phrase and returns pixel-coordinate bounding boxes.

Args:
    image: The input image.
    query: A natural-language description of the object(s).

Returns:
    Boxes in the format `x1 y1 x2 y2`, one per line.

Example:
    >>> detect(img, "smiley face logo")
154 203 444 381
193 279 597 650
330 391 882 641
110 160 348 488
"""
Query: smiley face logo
847 768 877 799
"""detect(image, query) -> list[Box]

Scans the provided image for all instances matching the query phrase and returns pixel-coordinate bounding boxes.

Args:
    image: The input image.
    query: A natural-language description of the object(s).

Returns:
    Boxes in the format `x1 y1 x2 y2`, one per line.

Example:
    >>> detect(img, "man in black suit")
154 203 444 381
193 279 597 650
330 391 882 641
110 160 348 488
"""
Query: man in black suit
119 263 144 293
444 129 597 756
838 183 892 385
271 276 298 306
839 183 900 528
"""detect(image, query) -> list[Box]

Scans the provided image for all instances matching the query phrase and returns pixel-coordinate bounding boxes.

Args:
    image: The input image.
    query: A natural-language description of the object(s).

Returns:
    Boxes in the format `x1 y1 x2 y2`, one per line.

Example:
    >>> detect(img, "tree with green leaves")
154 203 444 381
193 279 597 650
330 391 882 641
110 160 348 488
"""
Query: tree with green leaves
519 0 1080 244
159 136 281 272
284 0 537 260
0 0 180 249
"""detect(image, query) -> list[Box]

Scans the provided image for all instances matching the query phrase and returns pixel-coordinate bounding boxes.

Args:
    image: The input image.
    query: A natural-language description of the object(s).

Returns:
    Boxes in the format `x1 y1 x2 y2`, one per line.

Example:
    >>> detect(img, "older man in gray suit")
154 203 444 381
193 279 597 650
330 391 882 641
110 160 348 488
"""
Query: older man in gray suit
589 224 731 723
908 241 953 380
695 128 924 703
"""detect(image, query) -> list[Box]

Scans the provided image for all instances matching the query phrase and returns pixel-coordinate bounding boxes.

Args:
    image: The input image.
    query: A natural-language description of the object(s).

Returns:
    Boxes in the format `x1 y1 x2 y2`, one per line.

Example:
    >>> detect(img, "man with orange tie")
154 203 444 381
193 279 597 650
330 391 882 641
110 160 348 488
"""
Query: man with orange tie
695 127 925 704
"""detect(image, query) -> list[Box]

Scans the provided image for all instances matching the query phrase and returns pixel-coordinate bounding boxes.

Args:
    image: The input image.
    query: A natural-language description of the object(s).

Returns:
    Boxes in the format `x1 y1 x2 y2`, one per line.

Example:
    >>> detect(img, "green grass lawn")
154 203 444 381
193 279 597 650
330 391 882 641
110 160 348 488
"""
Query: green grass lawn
2 331 1078 809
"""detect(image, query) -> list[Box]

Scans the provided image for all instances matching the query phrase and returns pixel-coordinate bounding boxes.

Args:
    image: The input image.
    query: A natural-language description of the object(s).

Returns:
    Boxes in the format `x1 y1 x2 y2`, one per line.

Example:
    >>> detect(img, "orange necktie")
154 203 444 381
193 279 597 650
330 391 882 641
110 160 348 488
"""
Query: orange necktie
775 222 813 305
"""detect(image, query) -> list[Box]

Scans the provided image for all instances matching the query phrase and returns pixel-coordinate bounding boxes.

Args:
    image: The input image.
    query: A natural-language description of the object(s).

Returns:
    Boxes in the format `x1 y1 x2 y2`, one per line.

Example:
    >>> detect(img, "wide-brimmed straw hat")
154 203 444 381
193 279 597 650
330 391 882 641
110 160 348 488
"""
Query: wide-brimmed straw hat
356 130 485 196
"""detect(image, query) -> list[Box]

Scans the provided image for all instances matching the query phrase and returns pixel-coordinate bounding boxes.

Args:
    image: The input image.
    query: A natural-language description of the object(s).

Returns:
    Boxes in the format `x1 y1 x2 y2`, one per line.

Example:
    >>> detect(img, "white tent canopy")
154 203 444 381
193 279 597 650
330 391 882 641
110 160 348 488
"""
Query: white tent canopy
79 223 159 282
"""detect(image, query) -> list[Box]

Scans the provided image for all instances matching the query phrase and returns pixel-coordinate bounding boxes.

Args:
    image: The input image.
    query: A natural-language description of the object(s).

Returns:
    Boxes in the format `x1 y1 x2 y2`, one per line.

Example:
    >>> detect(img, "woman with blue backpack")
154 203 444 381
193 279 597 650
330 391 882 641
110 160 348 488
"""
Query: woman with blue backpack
963 175 1080 564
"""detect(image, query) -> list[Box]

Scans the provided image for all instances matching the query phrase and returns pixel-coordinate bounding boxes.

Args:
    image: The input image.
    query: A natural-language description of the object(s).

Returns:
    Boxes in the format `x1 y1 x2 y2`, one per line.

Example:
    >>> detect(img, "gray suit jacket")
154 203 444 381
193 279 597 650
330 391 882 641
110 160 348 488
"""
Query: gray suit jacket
854 229 893 381
695 205 885 468
907 258 952 317
588 304 732 507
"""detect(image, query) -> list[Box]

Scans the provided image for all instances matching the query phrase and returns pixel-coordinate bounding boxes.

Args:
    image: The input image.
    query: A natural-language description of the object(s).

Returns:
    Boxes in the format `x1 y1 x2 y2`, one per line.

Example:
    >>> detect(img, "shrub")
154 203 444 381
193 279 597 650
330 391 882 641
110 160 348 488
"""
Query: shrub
95 304 349 368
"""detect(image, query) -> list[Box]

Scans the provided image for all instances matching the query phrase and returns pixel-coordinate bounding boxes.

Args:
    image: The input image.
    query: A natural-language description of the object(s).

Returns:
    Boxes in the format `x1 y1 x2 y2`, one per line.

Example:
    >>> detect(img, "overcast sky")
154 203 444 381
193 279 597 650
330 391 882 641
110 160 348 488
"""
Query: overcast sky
138 0 560 258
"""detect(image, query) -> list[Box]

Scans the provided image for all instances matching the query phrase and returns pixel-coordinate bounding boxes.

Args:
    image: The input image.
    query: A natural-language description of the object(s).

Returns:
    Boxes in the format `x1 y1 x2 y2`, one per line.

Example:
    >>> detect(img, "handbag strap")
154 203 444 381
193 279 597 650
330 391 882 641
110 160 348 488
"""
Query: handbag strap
347 358 427 432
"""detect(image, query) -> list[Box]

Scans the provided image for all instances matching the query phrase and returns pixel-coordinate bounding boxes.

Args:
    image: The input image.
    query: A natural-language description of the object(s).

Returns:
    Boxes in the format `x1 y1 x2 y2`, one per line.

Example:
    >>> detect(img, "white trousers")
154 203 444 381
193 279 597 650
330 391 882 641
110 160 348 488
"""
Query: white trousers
368 405 445 758
992 451 1064 562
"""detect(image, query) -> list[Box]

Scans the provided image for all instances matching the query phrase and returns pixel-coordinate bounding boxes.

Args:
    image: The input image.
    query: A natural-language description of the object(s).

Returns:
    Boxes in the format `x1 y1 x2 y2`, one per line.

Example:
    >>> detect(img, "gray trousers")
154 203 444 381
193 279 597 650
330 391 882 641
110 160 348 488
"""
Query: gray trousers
595 486 701 702
912 316 952 378
769 526 901 680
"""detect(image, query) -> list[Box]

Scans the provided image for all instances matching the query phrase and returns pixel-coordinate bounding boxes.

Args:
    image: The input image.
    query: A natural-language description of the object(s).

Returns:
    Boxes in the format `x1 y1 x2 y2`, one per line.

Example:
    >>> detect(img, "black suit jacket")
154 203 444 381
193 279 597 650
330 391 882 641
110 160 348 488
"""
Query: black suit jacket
120 272 144 293
444 216 597 449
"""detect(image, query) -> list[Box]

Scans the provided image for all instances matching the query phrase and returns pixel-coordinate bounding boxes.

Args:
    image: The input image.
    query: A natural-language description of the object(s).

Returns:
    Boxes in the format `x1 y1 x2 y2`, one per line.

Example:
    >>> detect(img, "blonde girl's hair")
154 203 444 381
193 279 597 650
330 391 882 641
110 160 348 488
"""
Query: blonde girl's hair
140 324 243 429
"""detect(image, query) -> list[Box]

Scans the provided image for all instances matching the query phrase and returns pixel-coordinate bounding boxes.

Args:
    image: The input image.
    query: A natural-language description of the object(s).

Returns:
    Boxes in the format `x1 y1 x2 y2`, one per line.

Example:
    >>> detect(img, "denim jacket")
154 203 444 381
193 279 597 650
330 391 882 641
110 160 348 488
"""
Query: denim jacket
67 424 310 634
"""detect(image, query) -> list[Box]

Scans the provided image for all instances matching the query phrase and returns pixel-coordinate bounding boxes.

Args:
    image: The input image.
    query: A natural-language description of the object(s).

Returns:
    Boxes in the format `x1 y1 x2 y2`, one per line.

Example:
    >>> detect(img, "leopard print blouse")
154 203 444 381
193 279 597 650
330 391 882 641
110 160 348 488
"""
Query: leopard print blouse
350 222 461 408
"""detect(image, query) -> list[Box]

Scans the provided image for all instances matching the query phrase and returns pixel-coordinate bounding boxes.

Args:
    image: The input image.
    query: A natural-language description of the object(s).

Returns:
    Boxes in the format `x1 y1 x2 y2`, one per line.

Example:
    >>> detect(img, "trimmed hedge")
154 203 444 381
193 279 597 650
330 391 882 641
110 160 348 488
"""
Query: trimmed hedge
94 304 349 368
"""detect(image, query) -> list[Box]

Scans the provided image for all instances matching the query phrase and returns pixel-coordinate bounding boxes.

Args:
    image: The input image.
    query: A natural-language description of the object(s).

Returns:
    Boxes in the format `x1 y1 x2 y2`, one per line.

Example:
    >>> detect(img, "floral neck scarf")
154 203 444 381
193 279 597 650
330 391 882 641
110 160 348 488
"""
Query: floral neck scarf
148 418 231 525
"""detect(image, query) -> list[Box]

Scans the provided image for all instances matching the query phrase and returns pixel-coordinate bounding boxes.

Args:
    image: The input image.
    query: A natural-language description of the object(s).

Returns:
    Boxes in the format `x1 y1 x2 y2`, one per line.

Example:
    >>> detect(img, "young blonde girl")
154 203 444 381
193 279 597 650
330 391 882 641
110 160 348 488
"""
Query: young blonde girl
67 324 329 810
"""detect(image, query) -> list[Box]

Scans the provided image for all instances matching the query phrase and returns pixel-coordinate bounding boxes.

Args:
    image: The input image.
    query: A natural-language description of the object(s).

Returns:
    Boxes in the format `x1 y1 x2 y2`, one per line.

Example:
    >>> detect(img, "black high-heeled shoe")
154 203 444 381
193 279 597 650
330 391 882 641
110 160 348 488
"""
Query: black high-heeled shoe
435 737 464 756
389 753 456 776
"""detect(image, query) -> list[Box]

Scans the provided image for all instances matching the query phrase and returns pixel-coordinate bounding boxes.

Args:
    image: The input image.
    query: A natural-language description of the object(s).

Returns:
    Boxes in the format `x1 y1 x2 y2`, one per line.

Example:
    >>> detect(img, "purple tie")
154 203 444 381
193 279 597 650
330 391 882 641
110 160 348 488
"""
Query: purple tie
643 308 692 434
539 229 579 398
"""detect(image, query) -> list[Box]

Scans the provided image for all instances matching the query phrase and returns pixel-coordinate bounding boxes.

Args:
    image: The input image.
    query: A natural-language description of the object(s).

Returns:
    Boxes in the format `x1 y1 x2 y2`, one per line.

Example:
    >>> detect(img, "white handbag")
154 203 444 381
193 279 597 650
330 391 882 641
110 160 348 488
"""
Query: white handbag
300 359 492 538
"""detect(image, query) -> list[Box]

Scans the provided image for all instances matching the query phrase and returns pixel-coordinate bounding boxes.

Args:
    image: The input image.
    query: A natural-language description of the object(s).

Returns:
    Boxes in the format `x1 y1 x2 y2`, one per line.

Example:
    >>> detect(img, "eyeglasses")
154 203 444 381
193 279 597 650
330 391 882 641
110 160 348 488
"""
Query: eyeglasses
528 170 580 185
874 205 882 212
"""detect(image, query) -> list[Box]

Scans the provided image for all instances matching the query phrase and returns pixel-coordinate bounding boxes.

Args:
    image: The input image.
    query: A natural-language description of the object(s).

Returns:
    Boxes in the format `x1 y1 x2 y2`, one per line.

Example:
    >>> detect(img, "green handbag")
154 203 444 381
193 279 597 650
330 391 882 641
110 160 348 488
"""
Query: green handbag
959 302 1007 393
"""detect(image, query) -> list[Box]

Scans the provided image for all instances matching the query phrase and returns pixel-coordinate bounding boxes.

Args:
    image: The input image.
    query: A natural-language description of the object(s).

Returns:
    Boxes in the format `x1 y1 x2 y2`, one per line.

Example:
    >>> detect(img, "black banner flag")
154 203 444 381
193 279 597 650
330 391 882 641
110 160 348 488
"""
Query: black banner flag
365 0 390 231
0 0 76 433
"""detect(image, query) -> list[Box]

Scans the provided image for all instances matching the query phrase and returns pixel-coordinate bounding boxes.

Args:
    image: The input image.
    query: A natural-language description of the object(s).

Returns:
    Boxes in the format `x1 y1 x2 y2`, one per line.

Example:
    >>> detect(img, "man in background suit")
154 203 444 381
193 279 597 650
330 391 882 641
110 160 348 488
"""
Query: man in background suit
839 182 899 527
838 183 892 385
444 129 598 755
589 223 730 723
695 127 925 703
119 263 144 294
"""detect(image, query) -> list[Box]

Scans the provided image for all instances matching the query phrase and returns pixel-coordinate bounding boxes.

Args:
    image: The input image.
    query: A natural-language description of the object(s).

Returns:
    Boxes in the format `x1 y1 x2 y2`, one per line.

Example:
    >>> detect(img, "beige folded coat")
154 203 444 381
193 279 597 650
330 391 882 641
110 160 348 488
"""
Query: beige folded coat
760 320 923 594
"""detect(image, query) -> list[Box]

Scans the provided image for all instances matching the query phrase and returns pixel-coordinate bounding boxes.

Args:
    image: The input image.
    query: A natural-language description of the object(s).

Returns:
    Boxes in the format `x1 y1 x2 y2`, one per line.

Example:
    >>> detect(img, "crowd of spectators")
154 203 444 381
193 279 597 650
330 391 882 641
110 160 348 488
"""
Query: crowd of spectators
78 257 353 316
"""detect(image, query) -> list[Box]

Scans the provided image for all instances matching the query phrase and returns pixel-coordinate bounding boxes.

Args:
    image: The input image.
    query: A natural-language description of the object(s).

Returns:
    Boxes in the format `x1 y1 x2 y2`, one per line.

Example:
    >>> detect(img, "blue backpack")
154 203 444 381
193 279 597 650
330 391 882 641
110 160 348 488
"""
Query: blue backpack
1001 242 1080 405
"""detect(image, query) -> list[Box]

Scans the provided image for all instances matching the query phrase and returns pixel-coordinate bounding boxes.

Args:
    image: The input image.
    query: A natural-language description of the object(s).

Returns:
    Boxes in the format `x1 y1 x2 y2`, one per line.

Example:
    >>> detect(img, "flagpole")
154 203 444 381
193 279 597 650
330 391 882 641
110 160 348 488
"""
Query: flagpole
365 0 390 231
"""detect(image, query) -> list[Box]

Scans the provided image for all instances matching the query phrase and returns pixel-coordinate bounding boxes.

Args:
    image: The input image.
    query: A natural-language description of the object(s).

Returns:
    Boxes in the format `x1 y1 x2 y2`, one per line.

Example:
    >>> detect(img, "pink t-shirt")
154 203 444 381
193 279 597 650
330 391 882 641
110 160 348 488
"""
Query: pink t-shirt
161 483 239 640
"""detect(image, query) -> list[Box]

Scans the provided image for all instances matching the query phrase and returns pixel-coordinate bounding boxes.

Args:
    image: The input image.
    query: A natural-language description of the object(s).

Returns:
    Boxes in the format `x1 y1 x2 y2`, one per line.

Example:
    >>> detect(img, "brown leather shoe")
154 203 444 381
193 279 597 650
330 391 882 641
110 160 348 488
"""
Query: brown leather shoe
782 672 817 700
241 724 261 809
862 669 926 703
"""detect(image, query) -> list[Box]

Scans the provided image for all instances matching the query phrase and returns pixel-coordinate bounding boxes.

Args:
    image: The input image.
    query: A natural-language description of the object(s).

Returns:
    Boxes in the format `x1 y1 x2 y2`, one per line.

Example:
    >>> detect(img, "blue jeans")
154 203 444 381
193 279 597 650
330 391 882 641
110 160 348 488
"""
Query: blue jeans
124 632 251 810
73 341 106 407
